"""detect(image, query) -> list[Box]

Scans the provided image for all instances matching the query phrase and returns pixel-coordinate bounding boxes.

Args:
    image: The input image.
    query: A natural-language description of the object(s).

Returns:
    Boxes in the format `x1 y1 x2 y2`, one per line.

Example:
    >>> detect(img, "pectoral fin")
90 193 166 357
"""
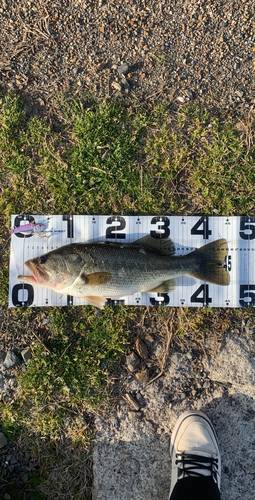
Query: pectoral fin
84 295 106 309
146 279 176 293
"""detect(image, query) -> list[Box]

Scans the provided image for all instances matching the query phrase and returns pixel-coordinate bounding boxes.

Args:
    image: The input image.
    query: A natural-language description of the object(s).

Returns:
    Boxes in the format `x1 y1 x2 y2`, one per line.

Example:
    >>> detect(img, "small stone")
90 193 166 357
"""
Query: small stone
111 81 122 91
23 103 32 115
22 473 29 482
3 493 11 499
42 318 50 325
10 456 17 464
203 380 210 389
186 352 193 360
117 63 129 75
135 369 150 385
126 352 140 372
0 432 7 448
122 77 131 93
180 392 186 400
154 343 163 357
235 90 244 98
21 348 32 363
111 63 118 70
76 416 87 426
2 350 20 371
73 67 79 76
128 411 142 421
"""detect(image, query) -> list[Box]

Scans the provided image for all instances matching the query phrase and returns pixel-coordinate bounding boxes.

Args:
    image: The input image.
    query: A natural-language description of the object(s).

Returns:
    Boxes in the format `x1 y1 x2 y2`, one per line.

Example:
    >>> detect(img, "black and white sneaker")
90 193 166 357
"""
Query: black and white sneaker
169 410 221 498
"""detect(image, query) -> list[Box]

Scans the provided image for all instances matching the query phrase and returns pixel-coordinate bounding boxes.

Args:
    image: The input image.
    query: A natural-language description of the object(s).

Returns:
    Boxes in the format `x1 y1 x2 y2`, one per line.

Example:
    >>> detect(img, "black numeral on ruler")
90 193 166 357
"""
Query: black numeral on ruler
106 216 126 239
149 293 170 306
191 285 212 305
12 284 34 307
13 215 35 238
63 216 74 303
191 217 211 239
239 285 255 307
239 217 255 240
62 215 74 238
150 217 170 239
106 299 125 306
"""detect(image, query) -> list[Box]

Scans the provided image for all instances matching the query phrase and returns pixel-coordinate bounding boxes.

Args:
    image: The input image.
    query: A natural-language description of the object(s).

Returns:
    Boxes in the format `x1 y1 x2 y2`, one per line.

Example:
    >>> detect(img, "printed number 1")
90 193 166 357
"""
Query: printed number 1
62 215 74 238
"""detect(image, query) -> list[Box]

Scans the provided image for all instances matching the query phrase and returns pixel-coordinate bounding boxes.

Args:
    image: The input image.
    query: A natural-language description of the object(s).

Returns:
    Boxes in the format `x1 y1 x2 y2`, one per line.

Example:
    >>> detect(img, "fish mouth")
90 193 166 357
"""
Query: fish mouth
18 260 49 284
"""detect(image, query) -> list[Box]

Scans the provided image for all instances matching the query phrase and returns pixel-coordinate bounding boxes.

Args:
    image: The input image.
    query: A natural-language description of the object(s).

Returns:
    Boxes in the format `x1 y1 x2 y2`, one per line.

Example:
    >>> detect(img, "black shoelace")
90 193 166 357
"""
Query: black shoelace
176 453 219 482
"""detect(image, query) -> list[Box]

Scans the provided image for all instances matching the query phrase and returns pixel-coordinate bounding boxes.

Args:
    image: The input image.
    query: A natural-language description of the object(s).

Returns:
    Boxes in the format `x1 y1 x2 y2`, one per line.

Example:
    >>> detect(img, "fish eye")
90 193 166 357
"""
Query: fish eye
39 255 47 264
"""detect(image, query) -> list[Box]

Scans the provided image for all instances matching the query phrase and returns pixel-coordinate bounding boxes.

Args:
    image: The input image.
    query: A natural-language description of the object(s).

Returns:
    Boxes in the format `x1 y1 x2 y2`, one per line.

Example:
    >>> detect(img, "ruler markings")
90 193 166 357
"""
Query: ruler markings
9 215 255 308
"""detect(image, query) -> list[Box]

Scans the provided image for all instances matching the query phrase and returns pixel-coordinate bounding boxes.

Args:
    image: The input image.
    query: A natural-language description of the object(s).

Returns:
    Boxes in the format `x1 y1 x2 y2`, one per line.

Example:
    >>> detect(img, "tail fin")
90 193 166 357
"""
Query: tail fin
190 238 230 286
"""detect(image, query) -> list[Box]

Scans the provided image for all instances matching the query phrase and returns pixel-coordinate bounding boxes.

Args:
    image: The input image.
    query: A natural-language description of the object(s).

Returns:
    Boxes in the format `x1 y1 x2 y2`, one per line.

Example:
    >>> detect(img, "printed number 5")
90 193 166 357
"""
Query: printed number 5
239 217 255 240
239 285 255 307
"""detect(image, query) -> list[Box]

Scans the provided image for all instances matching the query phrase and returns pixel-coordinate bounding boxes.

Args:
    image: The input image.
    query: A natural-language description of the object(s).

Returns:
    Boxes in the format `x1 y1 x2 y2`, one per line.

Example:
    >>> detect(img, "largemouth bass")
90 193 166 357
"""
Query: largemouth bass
18 236 230 308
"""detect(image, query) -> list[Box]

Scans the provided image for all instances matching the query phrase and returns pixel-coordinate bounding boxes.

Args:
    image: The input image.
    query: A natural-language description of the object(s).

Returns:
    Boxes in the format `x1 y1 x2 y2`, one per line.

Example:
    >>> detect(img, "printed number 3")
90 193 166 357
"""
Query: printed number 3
150 217 170 239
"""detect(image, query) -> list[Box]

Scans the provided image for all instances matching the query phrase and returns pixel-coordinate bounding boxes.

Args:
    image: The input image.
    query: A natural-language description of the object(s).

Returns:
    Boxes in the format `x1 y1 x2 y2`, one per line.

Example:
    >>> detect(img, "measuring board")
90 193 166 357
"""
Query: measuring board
9 214 255 308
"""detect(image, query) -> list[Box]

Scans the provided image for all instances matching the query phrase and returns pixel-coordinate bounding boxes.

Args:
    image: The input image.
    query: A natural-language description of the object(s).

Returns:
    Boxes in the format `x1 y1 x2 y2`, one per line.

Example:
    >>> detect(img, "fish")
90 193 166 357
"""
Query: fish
18 236 230 309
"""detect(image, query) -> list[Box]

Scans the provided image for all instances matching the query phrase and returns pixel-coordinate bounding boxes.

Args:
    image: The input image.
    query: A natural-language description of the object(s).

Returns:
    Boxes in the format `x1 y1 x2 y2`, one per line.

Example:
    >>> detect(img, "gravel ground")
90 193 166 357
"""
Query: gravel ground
0 0 254 112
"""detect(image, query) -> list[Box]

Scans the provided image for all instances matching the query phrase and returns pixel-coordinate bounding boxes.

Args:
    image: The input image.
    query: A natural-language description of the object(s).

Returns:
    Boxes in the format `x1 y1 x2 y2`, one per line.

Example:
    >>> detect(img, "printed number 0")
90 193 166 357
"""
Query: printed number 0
12 284 34 307
13 215 35 238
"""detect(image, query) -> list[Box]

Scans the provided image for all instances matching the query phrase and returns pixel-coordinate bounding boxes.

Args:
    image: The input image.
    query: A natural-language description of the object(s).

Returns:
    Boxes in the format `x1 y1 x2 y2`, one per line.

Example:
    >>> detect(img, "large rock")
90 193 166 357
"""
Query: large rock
92 334 255 500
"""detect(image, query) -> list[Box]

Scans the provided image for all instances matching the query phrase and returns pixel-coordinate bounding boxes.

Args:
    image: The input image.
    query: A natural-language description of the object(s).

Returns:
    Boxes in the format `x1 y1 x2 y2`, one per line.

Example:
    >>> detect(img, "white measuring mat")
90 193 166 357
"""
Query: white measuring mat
9 215 255 308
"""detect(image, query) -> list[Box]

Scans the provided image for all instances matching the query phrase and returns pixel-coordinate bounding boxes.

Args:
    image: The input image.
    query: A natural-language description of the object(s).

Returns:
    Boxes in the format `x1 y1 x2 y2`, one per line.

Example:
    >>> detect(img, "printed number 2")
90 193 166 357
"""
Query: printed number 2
239 285 255 307
106 216 126 239
150 217 170 239
191 217 212 239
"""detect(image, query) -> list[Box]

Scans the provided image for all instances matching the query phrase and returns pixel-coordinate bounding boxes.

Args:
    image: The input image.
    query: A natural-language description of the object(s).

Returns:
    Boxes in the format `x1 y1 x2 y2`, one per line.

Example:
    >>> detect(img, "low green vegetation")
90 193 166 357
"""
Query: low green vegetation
0 92 254 498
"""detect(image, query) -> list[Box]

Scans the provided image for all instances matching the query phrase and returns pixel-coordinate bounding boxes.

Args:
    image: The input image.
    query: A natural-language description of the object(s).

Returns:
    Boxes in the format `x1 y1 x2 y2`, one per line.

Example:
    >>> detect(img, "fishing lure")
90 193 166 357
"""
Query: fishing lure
10 222 65 238
9 223 47 234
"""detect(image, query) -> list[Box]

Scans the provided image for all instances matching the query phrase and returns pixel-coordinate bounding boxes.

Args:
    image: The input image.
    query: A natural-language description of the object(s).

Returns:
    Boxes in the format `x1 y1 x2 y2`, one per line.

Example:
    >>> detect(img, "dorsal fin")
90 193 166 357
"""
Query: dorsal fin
132 235 175 256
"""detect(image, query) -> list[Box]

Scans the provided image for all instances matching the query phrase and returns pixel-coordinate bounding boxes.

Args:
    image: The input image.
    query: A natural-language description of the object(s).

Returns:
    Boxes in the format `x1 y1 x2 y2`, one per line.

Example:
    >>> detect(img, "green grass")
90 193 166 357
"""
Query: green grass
1 94 254 223
0 92 255 498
